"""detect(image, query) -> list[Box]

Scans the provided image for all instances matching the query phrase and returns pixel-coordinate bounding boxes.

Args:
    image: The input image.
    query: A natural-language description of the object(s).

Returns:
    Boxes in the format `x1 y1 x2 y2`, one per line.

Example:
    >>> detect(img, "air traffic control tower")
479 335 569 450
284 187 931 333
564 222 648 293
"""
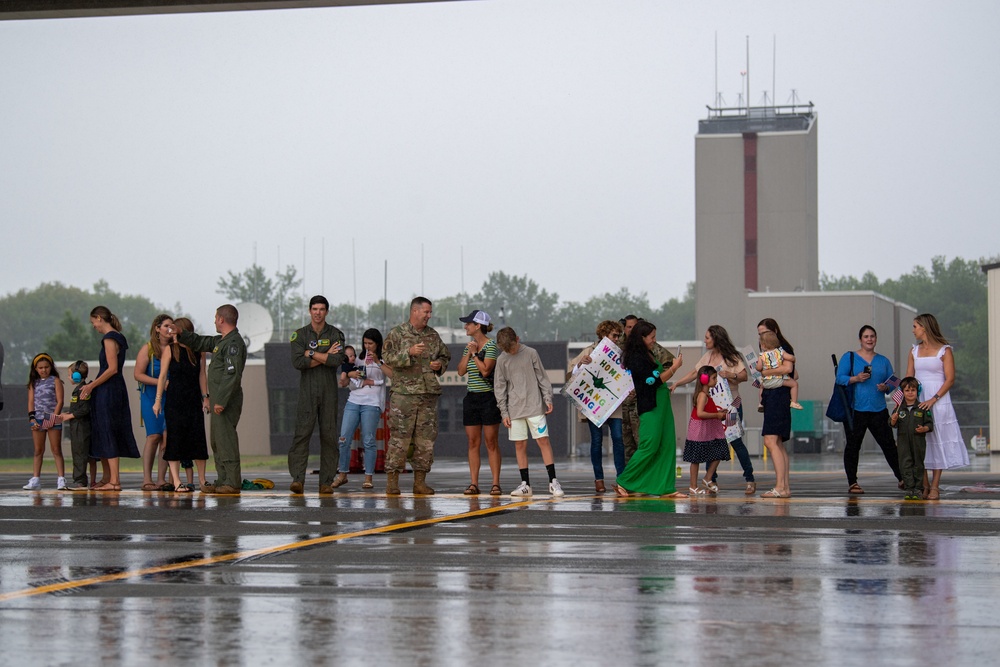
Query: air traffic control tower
693 103 916 448
694 103 818 342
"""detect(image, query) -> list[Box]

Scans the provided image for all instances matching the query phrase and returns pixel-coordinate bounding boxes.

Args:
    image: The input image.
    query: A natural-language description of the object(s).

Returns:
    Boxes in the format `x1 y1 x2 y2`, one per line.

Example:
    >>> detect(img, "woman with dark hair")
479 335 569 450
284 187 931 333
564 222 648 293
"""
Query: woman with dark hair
79 306 140 491
837 325 902 494
334 328 392 490
673 324 756 494
905 313 967 500
755 318 794 498
457 310 502 496
153 317 210 492
614 320 686 498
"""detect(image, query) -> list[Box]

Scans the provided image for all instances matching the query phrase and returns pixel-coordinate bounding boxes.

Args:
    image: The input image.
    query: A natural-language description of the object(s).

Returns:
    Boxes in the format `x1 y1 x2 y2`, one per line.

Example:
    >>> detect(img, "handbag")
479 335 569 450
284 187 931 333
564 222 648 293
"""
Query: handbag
825 352 855 430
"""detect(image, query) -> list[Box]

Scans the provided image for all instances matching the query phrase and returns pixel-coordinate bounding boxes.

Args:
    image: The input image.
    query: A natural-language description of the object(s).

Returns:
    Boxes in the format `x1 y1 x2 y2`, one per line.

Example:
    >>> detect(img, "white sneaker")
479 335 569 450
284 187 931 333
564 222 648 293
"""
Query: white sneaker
549 479 565 497
57 477 68 490
23 477 41 490
510 481 532 497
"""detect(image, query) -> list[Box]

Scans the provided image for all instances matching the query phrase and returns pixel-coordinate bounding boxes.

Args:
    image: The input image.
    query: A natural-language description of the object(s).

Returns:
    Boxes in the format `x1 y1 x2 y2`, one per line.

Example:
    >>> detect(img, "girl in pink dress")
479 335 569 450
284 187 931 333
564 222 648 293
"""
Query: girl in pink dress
683 365 730 496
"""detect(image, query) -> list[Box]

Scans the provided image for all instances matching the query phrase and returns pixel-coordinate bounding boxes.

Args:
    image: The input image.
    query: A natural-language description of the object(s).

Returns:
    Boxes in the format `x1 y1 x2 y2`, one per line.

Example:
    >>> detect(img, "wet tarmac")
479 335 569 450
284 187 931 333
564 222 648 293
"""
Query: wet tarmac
2 455 1000 666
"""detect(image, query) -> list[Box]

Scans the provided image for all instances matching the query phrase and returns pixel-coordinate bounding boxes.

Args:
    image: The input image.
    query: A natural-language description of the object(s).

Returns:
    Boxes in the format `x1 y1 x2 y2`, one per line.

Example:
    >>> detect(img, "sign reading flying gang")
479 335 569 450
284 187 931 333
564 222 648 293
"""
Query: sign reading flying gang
567 337 634 428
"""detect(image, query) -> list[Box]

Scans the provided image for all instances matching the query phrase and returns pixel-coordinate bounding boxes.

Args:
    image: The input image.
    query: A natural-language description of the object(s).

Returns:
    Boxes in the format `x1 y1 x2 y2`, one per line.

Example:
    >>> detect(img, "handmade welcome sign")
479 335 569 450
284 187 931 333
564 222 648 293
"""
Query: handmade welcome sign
567 337 634 427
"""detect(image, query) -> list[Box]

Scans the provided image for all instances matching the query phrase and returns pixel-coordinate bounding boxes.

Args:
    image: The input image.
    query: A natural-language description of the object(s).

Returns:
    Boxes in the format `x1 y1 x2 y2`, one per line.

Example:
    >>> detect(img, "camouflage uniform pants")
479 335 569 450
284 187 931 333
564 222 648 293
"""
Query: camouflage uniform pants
385 393 439 473
621 399 641 462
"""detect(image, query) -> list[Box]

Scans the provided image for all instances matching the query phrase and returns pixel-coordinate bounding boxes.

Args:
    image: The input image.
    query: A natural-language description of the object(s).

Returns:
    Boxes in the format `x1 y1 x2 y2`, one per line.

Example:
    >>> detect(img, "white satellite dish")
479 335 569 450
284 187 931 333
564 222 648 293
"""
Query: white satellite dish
236 302 274 354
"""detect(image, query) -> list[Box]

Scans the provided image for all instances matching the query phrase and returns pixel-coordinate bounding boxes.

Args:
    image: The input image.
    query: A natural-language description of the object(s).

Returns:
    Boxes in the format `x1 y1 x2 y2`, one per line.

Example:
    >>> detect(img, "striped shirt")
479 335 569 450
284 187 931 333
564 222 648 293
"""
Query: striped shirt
466 339 498 393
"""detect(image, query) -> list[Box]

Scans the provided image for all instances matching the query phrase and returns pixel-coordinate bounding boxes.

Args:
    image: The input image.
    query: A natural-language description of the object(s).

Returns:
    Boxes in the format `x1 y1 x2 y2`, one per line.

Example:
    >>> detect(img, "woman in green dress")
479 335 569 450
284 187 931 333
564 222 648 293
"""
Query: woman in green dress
615 320 686 498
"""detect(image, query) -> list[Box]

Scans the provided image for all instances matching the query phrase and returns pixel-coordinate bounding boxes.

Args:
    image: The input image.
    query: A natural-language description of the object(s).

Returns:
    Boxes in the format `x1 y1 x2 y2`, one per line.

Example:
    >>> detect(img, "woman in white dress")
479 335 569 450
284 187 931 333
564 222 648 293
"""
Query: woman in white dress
905 313 967 500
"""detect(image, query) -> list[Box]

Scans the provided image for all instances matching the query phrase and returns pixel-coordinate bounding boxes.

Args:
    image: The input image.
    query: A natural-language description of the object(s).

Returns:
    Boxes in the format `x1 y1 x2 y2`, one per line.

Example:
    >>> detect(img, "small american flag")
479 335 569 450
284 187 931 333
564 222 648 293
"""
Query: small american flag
34 412 63 430
890 388 904 406
731 395 742 409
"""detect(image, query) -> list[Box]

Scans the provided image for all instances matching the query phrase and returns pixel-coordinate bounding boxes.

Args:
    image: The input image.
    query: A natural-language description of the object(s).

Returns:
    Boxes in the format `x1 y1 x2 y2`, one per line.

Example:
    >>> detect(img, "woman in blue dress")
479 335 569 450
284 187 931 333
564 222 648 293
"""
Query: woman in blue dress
79 306 140 491
134 313 173 490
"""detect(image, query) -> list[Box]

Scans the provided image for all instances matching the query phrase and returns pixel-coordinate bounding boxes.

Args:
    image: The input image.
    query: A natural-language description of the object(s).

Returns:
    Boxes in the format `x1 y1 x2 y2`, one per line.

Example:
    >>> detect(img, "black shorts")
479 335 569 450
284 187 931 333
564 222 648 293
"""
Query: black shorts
463 391 502 427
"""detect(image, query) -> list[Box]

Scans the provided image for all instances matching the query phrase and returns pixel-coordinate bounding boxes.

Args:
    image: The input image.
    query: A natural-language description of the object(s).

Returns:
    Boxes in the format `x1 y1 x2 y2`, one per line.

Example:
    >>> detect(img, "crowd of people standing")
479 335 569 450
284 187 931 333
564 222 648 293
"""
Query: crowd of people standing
17 295 968 501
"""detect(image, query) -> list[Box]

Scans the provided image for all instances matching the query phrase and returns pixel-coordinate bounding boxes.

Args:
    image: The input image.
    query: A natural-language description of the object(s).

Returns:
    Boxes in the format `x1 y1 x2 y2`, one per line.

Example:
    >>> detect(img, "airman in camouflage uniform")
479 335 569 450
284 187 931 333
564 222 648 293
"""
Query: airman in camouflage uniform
381 296 451 495
175 304 247 495
288 295 345 495
621 316 675 461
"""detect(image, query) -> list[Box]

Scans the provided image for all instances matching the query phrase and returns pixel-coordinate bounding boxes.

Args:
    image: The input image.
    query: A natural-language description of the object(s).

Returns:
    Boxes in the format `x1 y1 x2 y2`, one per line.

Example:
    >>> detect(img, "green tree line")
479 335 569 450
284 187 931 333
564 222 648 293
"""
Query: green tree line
819 255 993 403
1 257 990 403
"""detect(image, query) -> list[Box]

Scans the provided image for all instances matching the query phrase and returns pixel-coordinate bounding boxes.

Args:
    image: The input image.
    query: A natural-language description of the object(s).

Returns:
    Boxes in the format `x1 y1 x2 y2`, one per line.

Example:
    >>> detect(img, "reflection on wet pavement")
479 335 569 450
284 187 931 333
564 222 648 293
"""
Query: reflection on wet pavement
3 471 1000 664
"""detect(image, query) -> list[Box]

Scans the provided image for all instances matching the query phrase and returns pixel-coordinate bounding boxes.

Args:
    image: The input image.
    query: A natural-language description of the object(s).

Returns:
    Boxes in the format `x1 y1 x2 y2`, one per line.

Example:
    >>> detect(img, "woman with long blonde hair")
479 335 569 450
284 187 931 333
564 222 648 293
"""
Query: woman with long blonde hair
905 313 967 499
135 313 173 490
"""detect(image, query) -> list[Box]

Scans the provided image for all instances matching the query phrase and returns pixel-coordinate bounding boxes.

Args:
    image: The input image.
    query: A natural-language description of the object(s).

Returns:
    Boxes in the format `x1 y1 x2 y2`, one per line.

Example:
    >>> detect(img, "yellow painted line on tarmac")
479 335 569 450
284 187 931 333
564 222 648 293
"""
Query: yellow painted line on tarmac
0 496 549 603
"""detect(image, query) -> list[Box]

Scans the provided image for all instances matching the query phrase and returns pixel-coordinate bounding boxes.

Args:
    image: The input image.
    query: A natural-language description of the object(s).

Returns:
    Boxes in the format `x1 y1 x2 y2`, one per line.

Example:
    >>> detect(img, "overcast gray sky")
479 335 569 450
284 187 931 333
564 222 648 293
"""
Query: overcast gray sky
1 0 997 329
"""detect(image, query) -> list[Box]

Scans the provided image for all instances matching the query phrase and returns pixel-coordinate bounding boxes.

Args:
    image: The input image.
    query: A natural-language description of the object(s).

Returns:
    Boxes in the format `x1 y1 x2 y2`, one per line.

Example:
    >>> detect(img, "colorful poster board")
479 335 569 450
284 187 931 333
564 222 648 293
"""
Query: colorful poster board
566 337 634 428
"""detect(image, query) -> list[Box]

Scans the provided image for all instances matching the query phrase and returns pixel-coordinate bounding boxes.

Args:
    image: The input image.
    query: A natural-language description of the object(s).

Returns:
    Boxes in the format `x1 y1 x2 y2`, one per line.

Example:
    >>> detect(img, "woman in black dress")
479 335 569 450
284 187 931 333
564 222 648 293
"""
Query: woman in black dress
79 306 140 491
153 317 209 492
756 318 795 498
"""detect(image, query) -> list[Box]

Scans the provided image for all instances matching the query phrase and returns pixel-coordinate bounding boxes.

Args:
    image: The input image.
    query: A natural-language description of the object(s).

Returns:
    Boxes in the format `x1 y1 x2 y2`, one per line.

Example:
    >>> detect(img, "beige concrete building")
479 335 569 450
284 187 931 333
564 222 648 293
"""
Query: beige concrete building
984 262 1000 451
692 105 919 455
49 359 272 460
120 359 272 456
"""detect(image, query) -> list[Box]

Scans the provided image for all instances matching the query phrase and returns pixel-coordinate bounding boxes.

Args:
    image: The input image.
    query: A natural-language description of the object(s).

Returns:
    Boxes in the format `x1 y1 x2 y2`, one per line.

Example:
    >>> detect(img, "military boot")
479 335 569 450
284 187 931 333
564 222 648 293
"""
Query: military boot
386 471 401 496
412 470 435 495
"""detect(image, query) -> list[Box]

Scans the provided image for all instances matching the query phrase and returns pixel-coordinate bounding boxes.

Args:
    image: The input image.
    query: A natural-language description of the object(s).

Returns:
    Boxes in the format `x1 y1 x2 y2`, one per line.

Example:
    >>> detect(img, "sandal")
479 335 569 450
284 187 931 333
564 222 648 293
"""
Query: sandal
175 484 193 493
158 483 175 492
615 484 629 498
362 477 374 490
689 487 706 496
848 483 864 495
463 484 480 496
93 483 121 492
927 487 940 500
331 473 349 488
490 484 503 496
662 491 688 498
761 488 788 498
141 483 158 491
701 478 719 494
745 481 757 495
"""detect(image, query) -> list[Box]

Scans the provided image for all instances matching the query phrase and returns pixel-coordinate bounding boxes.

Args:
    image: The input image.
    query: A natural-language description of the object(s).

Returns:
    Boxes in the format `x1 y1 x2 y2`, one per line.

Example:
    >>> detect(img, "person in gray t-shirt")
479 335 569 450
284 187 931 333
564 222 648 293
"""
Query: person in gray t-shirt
493 327 563 498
